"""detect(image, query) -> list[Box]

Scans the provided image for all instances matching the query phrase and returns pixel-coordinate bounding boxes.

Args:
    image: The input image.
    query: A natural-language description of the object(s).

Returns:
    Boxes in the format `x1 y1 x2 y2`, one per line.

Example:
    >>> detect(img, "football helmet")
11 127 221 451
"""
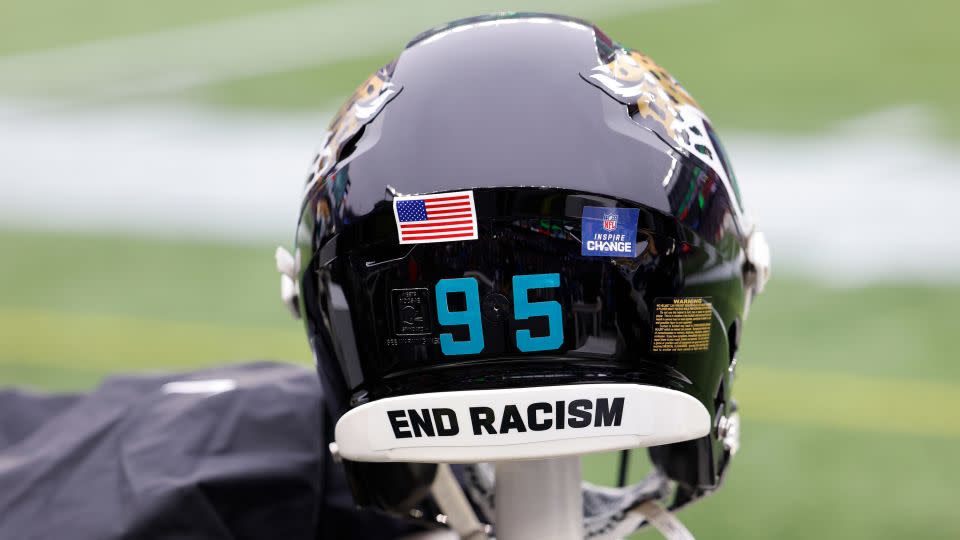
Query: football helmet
279 12 770 538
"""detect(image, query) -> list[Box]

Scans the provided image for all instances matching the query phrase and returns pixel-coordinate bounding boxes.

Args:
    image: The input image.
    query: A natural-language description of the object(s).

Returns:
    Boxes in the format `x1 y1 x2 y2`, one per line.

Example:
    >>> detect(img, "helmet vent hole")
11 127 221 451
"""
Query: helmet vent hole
727 322 739 364
714 379 726 412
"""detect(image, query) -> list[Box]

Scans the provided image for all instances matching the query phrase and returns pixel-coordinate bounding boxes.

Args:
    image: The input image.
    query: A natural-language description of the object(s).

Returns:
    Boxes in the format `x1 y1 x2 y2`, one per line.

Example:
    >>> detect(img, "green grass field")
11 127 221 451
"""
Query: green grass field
2 229 958 539
4 0 958 136
3 1 959 538
188 0 960 138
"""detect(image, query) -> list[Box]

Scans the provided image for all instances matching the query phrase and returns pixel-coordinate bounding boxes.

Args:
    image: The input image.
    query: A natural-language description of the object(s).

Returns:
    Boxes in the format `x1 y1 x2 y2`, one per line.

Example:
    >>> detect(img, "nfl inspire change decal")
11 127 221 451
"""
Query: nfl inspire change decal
581 206 641 257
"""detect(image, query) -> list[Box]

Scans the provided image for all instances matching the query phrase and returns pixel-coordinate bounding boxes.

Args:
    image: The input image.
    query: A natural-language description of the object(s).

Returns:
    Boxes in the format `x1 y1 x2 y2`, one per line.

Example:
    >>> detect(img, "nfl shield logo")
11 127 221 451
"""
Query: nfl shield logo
602 212 618 231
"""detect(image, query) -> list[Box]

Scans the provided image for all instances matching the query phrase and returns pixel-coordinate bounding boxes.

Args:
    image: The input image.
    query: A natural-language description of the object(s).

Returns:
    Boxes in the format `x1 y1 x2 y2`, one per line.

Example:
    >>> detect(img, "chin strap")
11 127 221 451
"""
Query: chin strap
630 501 695 540
593 498 695 540
459 463 700 540
430 464 490 540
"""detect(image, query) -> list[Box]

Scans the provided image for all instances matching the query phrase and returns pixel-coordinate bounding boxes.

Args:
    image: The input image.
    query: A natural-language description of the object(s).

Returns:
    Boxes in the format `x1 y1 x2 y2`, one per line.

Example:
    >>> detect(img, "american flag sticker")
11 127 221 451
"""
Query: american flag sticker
393 190 479 244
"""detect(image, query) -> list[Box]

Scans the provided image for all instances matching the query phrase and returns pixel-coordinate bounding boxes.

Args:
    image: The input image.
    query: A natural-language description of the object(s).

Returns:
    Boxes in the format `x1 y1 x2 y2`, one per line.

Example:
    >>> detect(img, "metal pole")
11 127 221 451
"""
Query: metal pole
494 457 582 540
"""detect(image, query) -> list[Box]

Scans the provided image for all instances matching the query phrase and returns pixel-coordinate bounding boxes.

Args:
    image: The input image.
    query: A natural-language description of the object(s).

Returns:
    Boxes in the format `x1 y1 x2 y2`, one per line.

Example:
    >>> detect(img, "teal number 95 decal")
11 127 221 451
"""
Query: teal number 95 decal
435 277 485 355
434 273 562 356
512 273 563 352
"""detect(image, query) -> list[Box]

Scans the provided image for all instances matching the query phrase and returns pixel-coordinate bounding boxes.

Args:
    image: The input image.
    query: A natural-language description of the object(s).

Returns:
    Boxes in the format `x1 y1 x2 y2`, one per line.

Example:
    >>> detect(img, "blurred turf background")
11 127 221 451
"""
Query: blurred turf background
3 0 959 135
3 230 958 539
2 1 959 538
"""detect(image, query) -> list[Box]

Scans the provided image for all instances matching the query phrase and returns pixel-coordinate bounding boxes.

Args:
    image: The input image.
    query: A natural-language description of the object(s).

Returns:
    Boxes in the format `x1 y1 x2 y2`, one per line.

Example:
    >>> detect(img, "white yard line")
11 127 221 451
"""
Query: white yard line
0 104 957 282
0 0 707 107
731 114 960 282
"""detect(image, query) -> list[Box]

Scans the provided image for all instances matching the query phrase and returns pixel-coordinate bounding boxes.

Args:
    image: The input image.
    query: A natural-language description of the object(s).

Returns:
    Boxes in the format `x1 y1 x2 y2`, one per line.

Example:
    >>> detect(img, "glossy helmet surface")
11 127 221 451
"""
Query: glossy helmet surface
288 12 769 522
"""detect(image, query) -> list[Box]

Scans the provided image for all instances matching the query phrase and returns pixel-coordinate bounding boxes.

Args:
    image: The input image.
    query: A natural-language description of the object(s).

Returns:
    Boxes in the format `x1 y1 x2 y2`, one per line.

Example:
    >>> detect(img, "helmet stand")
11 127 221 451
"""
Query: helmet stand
441 456 698 540
494 457 582 540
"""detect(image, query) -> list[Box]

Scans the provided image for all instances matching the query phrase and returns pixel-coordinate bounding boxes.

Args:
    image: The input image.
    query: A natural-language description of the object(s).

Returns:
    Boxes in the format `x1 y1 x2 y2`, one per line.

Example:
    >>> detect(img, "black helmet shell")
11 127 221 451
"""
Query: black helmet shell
292 12 765 517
